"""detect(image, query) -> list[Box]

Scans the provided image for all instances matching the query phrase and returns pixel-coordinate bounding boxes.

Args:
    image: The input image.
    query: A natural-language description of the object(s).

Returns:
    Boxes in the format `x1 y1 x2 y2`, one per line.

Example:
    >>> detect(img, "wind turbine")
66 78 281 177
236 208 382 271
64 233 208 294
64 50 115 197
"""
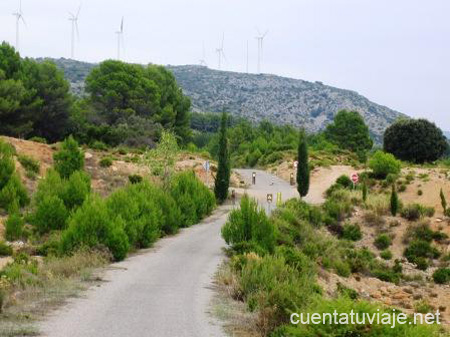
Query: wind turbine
199 41 207 67
255 28 268 74
246 40 249 73
12 0 26 52
116 17 125 60
69 5 81 59
215 33 226 70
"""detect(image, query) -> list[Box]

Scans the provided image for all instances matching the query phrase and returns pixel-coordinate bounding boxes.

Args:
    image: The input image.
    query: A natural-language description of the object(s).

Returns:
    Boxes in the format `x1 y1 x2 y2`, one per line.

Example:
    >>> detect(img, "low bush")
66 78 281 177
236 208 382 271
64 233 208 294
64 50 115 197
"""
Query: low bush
5 211 24 241
28 136 47 144
341 223 362 241
0 241 13 256
368 150 401 179
336 175 353 188
222 195 276 253
99 157 113 168
0 173 29 210
401 204 435 221
380 249 393 260
31 195 69 235
374 234 391 250
404 240 440 269
128 174 143 184
61 195 130 261
432 268 450 284
90 141 109 151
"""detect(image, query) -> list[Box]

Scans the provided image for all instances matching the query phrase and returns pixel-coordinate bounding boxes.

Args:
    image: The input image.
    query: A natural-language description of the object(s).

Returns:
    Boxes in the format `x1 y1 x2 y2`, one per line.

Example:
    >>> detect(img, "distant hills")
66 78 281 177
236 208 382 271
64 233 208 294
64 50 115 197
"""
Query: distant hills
42 58 406 143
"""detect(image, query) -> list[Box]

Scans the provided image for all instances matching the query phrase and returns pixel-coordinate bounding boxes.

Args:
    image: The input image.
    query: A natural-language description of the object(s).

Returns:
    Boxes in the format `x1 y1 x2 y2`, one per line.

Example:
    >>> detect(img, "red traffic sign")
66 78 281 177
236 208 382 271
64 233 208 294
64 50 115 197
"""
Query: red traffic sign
351 173 359 183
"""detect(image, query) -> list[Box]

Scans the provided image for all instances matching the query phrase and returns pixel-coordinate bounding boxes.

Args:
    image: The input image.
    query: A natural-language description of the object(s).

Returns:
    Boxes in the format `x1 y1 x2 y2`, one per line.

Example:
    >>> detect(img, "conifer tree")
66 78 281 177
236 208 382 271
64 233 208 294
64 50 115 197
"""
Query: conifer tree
440 188 447 213
214 111 230 203
296 129 310 197
390 184 399 216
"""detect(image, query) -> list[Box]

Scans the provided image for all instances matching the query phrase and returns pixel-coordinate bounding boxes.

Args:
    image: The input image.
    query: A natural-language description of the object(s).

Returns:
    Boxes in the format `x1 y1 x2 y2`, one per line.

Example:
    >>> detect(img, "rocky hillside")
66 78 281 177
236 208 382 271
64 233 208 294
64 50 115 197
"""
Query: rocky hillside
41 58 406 142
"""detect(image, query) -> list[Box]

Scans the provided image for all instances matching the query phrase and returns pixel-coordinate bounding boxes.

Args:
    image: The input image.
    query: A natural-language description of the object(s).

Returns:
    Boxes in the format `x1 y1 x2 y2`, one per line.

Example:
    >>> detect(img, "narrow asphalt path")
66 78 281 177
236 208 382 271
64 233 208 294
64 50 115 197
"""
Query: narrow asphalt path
40 170 297 337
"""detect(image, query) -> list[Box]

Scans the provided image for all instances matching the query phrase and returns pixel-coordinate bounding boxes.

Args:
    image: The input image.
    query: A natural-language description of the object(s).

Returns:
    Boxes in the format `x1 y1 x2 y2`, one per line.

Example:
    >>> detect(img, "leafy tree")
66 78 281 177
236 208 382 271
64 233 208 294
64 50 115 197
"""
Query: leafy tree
296 129 310 197
325 110 373 153
214 111 231 203
390 184 399 216
144 131 179 190
384 118 448 163
53 136 84 179
84 61 191 144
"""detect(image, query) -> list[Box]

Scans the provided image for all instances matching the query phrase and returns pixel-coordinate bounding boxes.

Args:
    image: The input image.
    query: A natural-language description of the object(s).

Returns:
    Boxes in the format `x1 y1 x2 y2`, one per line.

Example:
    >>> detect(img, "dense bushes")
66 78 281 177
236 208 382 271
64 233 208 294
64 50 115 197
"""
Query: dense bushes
368 150 401 179
170 171 215 227
401 203 435 221
222 195 276 253
60 173 212 261
341 223 362 241
404 240 440 270
384 118 448 163
433 268 450 284
374 234 391 250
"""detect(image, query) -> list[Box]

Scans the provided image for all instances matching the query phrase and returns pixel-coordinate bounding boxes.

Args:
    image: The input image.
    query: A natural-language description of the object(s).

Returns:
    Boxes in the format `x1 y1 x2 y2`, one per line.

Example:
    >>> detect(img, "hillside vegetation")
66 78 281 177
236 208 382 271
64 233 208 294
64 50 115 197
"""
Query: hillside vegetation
42 58 405 143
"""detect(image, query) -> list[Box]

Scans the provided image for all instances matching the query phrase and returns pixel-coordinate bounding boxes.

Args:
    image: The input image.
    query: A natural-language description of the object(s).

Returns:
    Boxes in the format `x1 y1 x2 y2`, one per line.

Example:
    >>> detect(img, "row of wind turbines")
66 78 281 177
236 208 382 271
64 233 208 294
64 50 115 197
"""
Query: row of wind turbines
10 0 269 73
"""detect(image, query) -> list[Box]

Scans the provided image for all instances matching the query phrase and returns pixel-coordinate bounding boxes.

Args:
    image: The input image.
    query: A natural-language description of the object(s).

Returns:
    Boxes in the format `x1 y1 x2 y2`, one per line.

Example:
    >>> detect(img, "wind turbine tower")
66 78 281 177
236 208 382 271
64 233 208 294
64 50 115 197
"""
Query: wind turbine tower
116 17 124 60
199 41 207 67
69 6 81 59
255 28 268 74
215 33 226 70
12 0 26 52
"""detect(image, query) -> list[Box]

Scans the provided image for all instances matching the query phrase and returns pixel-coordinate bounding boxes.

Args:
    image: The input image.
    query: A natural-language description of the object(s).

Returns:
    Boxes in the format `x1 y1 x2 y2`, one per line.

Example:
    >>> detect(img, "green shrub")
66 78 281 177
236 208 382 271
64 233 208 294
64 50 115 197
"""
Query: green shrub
374 234 391 250
17 154 40 174
31 195 69 235
53 136 84 179
60 171 91 210
0 173 29 209
170 171 215 227
390 184 399 216
222 195 276 253
61 195 130 261
99 157 113 168
90 141 109 151
128 174 143 184
401 203 435 221
368 150 401 179
5 211 24 241
380 249 393 260
0 241 12 256
432 268 450 284
404 240 440 269
336 175 353 188
341 223 362 241
106 182 164 248
28 136 47 144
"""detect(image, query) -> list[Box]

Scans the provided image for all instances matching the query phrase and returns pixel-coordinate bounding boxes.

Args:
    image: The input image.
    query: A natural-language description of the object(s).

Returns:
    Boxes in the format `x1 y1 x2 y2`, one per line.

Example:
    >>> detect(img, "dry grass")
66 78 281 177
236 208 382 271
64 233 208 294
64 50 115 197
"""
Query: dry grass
0 250 109 337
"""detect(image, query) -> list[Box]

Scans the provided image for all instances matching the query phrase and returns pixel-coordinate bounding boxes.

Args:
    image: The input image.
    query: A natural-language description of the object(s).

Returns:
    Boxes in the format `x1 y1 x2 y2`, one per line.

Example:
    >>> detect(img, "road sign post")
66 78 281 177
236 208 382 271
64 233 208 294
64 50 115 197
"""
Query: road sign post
203 160 210 186
351 173 359 189
252 172 256 185
267 193 273 213
290 173 294 186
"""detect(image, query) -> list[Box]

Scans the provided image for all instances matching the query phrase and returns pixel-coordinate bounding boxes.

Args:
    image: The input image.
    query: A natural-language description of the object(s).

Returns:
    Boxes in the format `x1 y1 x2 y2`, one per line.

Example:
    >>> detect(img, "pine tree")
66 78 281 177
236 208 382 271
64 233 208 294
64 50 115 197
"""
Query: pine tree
390 184 399 216
440 188 447 213
296 129 310 197
214 111 230 203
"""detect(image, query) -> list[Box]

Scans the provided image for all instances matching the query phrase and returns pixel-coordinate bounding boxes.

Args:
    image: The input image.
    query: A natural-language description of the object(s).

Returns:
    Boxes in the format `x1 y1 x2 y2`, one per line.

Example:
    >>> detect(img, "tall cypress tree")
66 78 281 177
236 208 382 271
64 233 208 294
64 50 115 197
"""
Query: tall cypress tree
296 129 310 197
214 111 230 203
390 184 399 216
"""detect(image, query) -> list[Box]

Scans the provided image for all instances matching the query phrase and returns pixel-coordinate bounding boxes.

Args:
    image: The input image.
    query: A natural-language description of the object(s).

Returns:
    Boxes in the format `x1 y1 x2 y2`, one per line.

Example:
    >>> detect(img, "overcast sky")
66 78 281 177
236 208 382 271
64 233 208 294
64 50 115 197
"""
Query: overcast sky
1 0 449 130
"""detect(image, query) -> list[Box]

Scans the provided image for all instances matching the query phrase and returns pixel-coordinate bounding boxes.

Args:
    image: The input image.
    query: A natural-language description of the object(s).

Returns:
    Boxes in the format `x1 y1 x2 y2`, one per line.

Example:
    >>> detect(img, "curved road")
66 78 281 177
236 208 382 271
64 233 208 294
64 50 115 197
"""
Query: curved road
39 170 310 337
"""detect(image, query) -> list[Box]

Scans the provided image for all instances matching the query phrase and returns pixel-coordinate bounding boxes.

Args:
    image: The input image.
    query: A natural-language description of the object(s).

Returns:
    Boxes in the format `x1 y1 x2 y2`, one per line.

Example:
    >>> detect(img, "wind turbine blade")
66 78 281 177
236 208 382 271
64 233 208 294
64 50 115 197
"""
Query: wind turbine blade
255 26 261 36
76 4 81 18
263 30 269 38
221 33 224 49
20 15 26 27
121 17 124 33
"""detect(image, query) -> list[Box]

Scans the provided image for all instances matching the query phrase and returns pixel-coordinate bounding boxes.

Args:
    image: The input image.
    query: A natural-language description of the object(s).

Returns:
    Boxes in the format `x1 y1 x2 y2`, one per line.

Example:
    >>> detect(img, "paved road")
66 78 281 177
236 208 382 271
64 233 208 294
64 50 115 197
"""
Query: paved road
40 170 297 337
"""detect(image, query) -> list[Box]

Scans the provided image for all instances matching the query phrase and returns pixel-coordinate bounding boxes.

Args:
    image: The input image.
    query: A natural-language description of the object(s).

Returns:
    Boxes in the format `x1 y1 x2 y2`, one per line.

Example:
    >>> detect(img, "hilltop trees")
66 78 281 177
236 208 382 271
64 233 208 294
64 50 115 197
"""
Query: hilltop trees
82 60 191 146
297 129 310 197
0 42 72 141
325 110 373 156
384 118 448 163
214 111 231 203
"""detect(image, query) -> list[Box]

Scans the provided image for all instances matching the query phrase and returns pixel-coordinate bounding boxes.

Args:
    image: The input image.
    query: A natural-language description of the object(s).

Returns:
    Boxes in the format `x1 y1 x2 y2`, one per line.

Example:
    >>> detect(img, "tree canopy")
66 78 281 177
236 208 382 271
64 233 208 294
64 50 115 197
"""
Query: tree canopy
324 110 373 154
383 118 448 163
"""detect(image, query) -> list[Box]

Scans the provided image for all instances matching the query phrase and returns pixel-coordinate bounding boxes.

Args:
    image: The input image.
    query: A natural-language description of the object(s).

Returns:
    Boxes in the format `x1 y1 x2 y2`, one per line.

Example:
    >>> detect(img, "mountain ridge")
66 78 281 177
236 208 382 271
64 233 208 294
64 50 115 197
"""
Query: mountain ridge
40 57 406 143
